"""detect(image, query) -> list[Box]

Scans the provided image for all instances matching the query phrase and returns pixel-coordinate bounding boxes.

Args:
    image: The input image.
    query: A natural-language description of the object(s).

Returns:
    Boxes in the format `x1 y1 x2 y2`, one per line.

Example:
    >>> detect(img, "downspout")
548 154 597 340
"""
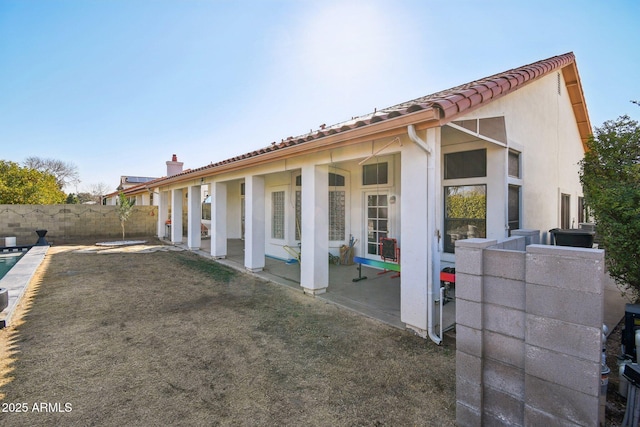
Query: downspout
407 124 442 345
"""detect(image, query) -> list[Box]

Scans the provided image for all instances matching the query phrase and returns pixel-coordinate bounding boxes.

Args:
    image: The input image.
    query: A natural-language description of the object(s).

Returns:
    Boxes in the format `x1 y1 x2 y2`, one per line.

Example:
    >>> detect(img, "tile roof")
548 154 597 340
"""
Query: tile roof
124 52 589 192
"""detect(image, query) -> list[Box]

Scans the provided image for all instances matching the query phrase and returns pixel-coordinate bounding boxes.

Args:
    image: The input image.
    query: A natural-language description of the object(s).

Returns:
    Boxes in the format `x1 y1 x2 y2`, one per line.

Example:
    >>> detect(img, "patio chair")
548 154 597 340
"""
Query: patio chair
379 237 400 278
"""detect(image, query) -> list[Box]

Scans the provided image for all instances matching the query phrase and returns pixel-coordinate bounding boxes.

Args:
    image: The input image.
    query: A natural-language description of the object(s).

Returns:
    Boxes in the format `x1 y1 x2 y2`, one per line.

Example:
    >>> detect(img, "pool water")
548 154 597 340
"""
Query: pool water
0 253 24 280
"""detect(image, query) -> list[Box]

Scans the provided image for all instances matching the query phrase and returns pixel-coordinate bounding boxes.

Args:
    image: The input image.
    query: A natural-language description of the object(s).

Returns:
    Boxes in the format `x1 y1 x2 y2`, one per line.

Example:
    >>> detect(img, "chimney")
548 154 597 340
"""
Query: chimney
166 154 184 176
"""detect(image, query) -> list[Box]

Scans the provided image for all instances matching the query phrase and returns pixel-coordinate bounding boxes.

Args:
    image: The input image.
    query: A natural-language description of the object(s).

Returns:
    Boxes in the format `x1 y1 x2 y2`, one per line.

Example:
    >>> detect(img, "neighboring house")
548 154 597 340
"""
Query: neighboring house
118 52 591 341
102 155 185 205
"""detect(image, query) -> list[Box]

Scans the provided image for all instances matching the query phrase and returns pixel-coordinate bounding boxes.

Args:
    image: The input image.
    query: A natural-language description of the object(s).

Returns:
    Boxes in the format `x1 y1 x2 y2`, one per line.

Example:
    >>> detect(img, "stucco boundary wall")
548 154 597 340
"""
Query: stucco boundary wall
455 232 605 426
0 205 158 245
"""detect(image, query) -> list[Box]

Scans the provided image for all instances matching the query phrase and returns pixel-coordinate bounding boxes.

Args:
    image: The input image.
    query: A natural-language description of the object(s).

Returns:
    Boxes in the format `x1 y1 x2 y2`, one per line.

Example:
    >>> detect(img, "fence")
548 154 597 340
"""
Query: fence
0 205 158 245
455 234 605 426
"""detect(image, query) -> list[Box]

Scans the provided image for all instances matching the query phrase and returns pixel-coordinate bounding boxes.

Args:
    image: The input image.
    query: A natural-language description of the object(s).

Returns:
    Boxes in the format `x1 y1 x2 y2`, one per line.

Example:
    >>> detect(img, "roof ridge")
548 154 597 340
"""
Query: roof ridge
138 52 580 186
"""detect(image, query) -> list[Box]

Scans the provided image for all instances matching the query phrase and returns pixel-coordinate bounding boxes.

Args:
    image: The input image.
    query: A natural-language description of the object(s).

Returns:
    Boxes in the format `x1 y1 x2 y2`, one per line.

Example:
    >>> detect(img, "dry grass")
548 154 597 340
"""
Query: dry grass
0 243 456 426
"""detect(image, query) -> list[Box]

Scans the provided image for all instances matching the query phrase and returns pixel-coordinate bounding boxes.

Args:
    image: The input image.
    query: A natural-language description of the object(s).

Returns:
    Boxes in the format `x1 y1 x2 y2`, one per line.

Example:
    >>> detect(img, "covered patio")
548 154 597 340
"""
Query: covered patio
179 237 456 335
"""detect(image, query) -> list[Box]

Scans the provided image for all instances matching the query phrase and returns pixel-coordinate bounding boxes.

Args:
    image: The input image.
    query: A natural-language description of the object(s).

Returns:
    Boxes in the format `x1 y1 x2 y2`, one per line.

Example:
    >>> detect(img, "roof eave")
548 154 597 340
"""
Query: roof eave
154 108 441 188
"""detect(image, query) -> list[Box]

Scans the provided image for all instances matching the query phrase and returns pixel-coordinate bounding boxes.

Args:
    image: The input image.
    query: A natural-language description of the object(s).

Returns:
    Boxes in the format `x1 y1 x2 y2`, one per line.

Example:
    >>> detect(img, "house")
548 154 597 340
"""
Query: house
102 154 185 206
118 52 591 342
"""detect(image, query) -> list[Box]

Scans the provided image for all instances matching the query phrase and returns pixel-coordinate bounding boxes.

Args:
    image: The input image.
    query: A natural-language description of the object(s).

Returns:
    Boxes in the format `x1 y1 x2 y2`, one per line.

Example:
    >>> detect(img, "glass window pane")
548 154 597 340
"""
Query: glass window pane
295 190 301 240
328 190 345 240
363 163 388 185
444 185 486 253
378 208 388 219
508 185 520 233
508 151 520 178
271 191 285 239
444 149 487 179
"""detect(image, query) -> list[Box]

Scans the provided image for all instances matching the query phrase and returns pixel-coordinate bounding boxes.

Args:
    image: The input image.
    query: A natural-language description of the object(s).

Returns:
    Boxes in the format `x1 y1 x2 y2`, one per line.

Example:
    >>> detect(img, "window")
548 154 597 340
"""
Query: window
444 149 487 179
561 193 571 229
508 185 520 234
202 196 211 221
508 151 520 178
271 191 285 239
329 191 346 240
294 172 346 241
578 197 587 224
240 182 245 196
295 190 301 241
367 194 388 255
362 162 388 185
444 185 486 253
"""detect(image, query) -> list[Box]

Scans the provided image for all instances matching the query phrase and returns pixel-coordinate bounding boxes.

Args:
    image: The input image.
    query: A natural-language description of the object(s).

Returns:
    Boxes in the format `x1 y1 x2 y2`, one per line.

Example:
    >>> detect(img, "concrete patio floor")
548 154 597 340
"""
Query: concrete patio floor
180 238 456 338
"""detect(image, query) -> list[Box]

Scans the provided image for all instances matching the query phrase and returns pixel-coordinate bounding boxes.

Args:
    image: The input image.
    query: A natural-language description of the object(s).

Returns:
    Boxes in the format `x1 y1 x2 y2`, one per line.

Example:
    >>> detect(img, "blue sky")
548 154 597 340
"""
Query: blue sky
1 0 638 193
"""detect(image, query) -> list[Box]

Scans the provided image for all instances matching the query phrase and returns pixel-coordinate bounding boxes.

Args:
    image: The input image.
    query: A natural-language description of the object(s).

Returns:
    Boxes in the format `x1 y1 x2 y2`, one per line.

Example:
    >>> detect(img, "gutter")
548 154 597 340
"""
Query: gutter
407 124 442 345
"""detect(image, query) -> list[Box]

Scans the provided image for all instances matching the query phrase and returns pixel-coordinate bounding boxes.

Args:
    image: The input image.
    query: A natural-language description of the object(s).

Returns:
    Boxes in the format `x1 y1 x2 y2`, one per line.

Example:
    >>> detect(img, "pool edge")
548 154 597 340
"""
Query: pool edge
0 245 50 328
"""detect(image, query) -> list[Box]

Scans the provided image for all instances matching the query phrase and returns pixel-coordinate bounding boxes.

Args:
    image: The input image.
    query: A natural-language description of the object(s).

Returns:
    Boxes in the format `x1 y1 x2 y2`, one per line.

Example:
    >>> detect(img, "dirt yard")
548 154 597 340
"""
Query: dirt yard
0 241 456 426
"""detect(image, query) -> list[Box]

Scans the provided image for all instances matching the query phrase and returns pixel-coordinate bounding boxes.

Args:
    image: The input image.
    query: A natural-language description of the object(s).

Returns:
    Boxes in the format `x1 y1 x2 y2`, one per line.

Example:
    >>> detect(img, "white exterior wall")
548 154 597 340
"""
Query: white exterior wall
457 72 585 239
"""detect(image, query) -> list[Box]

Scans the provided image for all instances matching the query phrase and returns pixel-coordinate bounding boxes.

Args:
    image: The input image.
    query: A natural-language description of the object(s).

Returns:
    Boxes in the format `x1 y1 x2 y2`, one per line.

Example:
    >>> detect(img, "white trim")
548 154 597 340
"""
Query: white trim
446 122 507 148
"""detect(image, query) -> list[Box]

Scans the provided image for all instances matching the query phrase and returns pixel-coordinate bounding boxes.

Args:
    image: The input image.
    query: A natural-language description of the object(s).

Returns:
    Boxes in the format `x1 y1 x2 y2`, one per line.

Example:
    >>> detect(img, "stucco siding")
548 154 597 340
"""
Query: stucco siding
454 71 585 240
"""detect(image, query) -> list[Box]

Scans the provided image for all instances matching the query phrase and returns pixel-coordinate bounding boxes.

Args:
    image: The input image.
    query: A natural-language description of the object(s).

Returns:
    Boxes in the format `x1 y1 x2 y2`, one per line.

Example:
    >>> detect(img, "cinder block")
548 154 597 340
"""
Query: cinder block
457 350 483 385
484 304 525 339
457 375 483 410
526 315 601 362
484 249 526 281
484 276 525 310
526 283 603 328
456 401 482 427
525 345 599 397
525 405 586 427
511 229 541 245
456 299 483 329
525 246 605 294
483 386 524 426
484 330 525 369
525 375 599 427
495 236 526 251
455 239 497 275
456 272 483 302
483 358 524 399
457 324 483 357
455 247 484 276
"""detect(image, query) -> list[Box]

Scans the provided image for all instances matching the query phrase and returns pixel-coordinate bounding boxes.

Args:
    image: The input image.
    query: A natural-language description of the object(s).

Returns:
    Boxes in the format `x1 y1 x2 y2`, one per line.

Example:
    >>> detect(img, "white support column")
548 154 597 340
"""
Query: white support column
171 188 183 244
244 175 265 272
300 164 329 295
157 190 169 239
187 185 202 250
400 131 431 336
211 182 227 258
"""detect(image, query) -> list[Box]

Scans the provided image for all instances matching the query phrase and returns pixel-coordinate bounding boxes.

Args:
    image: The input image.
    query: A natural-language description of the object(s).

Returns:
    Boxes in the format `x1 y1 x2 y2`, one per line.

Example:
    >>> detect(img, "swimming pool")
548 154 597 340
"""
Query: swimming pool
0 252 24 280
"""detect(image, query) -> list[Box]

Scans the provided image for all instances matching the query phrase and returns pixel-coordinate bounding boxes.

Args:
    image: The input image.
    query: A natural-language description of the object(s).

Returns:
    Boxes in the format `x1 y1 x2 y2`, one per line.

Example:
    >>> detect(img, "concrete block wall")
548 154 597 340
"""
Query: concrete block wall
456 236 605 426
0 205 158 244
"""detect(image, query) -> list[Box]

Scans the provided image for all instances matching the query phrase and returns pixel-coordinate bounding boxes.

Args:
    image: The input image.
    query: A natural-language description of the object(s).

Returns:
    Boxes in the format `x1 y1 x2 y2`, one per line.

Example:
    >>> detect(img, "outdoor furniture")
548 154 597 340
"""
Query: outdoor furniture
379 237 400 278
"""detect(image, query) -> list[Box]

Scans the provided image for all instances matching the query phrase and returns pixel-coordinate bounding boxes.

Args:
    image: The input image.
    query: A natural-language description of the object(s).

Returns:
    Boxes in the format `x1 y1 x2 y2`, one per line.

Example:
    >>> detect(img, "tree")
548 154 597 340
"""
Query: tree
24 156 80 190
85 183 112 204
66 193 80 204
579 113 640 294
0 160 66 204
116 192 134 241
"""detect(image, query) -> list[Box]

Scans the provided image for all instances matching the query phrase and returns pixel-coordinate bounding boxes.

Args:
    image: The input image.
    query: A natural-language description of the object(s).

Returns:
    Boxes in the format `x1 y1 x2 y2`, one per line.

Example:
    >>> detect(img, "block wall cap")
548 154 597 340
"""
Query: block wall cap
456 238 498 249
526 244 604 260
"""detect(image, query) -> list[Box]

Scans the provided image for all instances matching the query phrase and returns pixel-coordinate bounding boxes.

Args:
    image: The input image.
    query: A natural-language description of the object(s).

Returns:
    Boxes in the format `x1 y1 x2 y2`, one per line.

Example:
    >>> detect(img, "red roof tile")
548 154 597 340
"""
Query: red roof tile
126 52 587 189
